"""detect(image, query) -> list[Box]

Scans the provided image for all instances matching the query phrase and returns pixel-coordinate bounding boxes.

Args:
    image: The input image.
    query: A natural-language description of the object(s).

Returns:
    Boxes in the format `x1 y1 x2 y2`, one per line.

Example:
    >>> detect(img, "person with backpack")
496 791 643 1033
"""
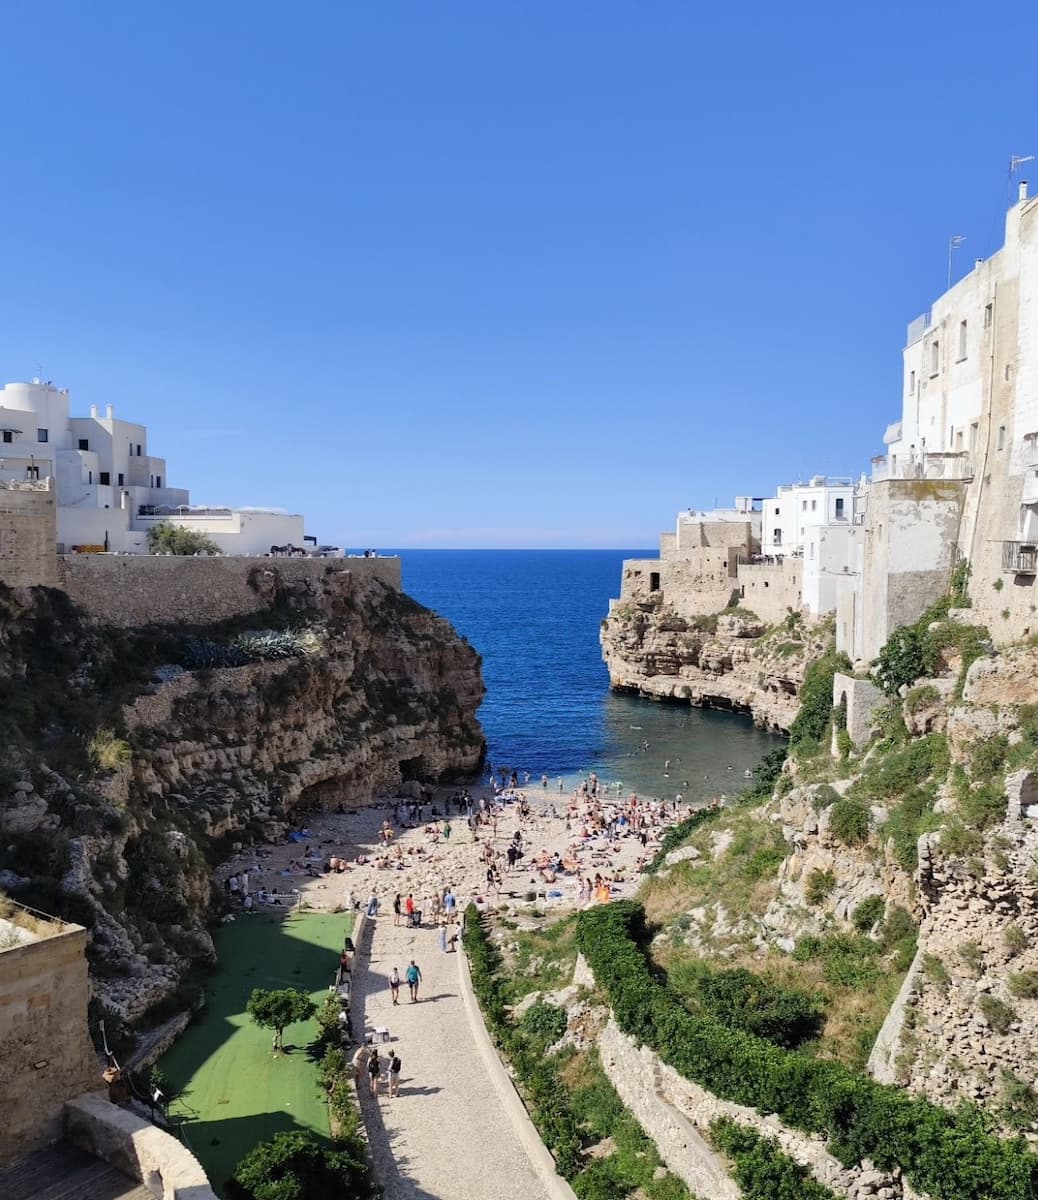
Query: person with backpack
405 959 422 1002
368 1047 382 1096
389 966 401 1006
388 1050 402 1097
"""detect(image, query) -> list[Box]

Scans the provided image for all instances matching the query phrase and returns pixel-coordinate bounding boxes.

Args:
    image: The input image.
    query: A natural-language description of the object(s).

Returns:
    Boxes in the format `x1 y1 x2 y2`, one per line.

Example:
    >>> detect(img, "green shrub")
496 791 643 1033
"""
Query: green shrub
789 650 852 755
904 684 941 716
959 940 984 975
576 901 1038 1200
147 522 220 556
226 1130 373 1200
710 1117 838 1200
829 797 870 846
922 953 950 988
970 735 1009 782
805 869 837 907
1008 971 1038 1000
693 967 824 1051
520 1001 568 1046
979 994 1017 1034
1004 925 1028 956
851 895 885 932
87 729 132 772
1002 1072 1038 1132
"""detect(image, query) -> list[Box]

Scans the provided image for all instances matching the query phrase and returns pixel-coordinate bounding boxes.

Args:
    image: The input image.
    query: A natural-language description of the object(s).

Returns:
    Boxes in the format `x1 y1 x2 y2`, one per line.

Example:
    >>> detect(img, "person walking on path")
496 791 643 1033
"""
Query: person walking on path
368 1047 382 1096
405 893 415 927
406 959 422 1003
388 1050 402 1097
438 924 447 953
389 966 401 1005
366 892 379 917
393 893 402 926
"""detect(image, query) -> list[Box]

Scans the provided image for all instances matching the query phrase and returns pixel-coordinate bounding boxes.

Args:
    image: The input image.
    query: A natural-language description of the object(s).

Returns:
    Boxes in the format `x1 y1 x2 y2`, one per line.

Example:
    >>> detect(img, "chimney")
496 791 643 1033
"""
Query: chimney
89 404 98 418
1020 180 1029 202
105 403 114 419
975 259 983 269
120 489 129 511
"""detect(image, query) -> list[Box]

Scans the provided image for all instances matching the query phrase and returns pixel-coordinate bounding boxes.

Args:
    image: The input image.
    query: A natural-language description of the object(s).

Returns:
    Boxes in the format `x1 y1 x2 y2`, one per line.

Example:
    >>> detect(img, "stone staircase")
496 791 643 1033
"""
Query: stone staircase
0 1142 152 1200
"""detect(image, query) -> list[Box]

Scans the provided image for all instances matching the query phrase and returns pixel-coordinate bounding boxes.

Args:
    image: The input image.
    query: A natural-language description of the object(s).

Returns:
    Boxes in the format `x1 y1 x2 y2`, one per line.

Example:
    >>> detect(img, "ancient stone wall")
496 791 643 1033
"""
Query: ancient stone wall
597 1014 902 1200
58 554 401 627
737 559 803 625
0 479 58 589
0 919 100 1164
832 673 886 749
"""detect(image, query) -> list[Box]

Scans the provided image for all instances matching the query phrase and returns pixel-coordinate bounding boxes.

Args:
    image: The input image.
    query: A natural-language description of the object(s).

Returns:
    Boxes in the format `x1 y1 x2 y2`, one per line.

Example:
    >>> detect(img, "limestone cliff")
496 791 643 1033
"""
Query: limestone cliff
600 598 832 731
0 566 484 1026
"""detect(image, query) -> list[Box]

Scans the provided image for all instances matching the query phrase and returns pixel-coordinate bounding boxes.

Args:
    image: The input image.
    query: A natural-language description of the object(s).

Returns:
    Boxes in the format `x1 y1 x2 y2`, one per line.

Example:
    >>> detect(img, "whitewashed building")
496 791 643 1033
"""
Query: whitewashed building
840 179 1038 661
761 477 857 558
0 380 306 555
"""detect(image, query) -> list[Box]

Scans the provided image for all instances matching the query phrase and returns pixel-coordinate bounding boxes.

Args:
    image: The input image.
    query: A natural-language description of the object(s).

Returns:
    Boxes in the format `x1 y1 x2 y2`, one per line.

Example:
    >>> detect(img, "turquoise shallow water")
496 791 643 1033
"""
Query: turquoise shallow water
390 549 784 806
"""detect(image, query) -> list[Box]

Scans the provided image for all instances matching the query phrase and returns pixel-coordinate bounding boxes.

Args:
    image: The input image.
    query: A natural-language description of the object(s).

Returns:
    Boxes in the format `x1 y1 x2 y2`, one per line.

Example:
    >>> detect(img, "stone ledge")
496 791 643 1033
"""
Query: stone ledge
456 944 578 1200
63 1092 217 1200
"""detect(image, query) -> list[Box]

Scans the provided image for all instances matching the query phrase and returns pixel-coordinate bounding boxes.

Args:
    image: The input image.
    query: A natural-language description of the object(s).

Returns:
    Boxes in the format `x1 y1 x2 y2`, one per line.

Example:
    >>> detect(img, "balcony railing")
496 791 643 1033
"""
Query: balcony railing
1003 542 1038 574
871 452 973 483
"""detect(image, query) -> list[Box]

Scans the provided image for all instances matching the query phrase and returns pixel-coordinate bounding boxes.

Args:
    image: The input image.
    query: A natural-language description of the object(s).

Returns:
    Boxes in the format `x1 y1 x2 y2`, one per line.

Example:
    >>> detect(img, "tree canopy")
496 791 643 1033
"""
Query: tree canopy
226 1130 374 1200
246 987 316 1051
146 521 221 556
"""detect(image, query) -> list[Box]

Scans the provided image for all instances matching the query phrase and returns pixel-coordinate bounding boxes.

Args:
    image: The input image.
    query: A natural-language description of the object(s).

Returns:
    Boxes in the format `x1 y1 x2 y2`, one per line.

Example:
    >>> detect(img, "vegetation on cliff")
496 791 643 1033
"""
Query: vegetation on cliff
0 570 484 1039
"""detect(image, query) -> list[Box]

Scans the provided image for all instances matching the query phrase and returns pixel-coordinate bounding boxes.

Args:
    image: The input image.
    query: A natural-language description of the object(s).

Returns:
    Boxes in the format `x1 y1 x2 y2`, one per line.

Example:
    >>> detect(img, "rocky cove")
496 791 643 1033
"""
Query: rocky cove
0 562 484 1028
600 596 831 731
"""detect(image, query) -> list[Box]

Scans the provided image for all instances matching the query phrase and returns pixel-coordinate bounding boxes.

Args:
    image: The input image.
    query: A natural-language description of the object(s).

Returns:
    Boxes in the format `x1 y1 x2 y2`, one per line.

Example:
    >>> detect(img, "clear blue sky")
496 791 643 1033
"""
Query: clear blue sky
2 2 1036 548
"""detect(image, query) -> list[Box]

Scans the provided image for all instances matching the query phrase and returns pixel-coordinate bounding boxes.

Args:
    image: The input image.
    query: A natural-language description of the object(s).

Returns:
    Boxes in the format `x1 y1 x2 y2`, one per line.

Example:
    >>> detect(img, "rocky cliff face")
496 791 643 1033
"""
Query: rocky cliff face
0 568 484 1025
600 600 831 731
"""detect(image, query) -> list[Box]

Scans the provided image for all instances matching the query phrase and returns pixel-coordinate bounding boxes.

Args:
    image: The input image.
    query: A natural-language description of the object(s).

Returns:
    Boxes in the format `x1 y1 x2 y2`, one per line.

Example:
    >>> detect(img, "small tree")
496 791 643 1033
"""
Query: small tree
247 987 316 1052
227 1130 374 1200
147 521 220 556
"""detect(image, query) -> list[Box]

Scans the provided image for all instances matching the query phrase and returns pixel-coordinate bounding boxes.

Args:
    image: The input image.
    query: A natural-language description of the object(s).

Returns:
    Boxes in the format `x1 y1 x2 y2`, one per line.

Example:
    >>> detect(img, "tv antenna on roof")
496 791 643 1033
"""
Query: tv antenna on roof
1009 154 1034 205
947 235 966 289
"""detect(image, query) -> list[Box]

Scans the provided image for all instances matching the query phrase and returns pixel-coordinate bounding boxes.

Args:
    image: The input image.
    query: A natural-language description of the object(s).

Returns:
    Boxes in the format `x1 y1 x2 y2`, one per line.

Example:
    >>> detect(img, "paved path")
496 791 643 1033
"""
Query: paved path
0 1143 153 1200
354 914 551 1200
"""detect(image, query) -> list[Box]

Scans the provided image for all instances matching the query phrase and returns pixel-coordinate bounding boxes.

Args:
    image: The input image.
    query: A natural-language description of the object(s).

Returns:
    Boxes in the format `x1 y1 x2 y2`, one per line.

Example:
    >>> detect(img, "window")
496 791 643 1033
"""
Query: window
99 471 110 485
984 303 993 328
774 507 780 515
958 320 968 360
649 572 660 592
809 543 815 560
88 470 92 484
909 369 916 393
1006 364 1013 381
136 444 142 456
998 426 1006 451
802 500 807 511
835 497 845 519
117 473 124 486
773 529 782 545
931 340 940 375
37 427 48 443
156 475 162 488
78 438 89 451
1 431 11 444
811 499 817 511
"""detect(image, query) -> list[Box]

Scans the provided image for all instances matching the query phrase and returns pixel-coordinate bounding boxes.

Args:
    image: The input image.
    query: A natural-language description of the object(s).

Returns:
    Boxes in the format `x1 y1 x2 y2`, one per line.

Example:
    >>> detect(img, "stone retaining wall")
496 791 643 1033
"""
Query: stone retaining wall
59 554 401 627
591 974 907 1200
64 1091 217 1200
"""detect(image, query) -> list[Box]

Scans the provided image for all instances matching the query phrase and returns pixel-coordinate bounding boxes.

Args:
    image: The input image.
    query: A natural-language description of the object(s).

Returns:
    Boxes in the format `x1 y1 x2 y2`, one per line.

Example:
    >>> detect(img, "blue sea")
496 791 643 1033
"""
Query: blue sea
391 550 784 805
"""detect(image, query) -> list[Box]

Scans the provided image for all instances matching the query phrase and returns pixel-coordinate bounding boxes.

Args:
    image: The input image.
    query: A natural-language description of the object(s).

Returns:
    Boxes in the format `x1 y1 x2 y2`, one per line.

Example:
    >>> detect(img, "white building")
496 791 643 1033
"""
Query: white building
0 380 306 555
747 477 865 617
841 178 1038 661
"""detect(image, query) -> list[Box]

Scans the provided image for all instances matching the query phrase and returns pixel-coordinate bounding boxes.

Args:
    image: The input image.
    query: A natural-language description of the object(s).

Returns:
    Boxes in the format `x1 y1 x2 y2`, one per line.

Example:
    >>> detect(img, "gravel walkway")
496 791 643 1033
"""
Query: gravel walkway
354 914 551 1200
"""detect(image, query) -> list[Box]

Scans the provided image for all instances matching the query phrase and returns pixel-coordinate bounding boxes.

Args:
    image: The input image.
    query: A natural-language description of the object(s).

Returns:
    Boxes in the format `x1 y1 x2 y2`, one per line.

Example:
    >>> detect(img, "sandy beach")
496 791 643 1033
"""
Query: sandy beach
214 780 689 921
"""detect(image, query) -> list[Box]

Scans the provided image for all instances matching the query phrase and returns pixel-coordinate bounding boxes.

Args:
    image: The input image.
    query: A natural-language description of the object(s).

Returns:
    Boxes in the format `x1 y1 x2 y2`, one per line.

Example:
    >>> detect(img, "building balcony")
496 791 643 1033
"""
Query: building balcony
1002 542 1038 575
871 452 973 483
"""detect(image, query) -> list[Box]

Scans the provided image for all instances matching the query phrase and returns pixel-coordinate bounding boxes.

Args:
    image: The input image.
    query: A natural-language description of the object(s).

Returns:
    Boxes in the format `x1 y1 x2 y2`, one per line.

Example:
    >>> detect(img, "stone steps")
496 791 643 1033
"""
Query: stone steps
0 1143 152 1200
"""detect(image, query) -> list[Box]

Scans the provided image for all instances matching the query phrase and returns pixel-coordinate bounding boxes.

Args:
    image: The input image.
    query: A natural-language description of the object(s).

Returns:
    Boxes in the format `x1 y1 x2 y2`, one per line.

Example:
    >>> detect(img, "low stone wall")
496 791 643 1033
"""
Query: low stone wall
457 944 579 1200
64 1091 217 1200
58 554 401 627
595 1000 905 1200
